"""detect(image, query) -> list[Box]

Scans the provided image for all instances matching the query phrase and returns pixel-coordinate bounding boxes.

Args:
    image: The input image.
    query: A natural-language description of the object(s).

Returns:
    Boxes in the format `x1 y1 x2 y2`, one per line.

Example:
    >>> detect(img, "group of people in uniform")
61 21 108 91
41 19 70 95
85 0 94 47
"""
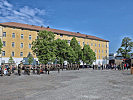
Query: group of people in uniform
0 62 80 76
17 64 51 76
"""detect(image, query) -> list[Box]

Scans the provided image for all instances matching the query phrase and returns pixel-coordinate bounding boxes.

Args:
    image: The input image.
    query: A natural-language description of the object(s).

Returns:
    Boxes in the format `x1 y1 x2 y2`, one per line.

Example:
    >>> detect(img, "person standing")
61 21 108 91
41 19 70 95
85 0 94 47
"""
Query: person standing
37 65 40 75
18 64 22 76
57 64 60 73
114 64 117 70
45 64 48 74
32 65 36 74
98 64 101 70
0 65 4 76
126 63 129 70
47 64 50 74
101 65 103 70
124 63 126 70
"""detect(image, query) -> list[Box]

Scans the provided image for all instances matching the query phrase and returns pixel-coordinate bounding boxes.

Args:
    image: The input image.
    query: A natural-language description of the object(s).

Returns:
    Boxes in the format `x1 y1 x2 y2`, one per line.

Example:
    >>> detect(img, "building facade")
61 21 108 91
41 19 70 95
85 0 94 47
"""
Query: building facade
0 22 109 65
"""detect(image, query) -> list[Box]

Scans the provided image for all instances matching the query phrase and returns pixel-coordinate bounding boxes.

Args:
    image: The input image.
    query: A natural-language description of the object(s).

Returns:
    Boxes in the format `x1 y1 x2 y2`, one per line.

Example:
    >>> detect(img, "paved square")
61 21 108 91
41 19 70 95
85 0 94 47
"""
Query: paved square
0 69 133 100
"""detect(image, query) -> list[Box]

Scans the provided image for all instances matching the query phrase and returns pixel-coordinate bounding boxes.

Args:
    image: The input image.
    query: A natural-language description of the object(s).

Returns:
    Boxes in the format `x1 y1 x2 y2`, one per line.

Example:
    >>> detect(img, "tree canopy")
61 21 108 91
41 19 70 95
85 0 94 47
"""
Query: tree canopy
27 53 34 65
32 30 97 65
8 56 14 63
70 37 82 64
82 44 96 65
32 30 56 64
117 37 133 58
0 39 2 54
55 39 70 64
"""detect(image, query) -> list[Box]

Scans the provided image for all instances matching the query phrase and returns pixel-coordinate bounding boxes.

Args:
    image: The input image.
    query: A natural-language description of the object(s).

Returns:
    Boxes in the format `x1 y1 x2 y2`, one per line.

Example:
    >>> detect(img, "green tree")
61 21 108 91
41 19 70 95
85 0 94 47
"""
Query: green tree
8 56 14 63
32 30 56 64
0 39 2 54
70 37 82 64
55 39 70 64
27 54 34 65
117 37 133 58
82 44 96 65
66 46 76 64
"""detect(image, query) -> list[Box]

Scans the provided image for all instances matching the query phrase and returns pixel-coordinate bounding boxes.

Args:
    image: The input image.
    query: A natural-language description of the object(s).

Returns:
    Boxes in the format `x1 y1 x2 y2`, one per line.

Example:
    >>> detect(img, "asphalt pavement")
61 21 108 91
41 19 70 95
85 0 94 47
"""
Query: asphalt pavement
0 69 133 100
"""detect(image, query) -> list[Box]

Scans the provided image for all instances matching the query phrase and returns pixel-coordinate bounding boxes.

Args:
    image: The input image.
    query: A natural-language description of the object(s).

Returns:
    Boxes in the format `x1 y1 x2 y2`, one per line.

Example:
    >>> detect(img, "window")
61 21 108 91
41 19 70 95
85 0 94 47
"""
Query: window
21 34 23 39
95 43 97 47
78 41 80 45
102 50 103 53
20 43 23 48
102 44 104 47
106 45 107 48
106 50 107 53
3 41 6 47
99 56 100 59
29 35 32 40
3 32 6 37
99 50 100 53
12 52 14 57
29 44 31 48
60 34 63 37
87 42 89 45
99 44 100 47
83 42 85 46
12 33 15 38
2 51 5 56
12 42 15 47
91 43 93 46
68 40 70 44
20 52 23 57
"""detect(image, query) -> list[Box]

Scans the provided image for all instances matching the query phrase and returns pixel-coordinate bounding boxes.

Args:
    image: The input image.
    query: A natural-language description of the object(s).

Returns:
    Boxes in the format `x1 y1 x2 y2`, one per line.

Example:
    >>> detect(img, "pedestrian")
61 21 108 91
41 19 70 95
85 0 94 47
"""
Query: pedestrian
37 65 40 75
124 63 126 70
57 64 60 73
101 65 103 70
33 65 36 74
114 64 117 70
7 65 12 76
47 64 50 74
98 64 101 70
18 64 22 76
0 65 3 76
45 64 47 74
126 63 129 70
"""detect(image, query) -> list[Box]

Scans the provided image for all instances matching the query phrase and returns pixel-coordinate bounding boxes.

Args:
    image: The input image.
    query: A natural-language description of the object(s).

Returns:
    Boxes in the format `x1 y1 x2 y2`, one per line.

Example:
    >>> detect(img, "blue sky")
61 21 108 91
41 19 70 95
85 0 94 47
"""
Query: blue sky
0 0 133 53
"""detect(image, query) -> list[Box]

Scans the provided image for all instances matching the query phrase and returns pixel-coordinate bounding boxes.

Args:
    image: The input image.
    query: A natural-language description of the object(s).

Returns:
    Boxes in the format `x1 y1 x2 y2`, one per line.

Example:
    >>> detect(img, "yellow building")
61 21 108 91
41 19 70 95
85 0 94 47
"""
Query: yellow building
0 22 109 65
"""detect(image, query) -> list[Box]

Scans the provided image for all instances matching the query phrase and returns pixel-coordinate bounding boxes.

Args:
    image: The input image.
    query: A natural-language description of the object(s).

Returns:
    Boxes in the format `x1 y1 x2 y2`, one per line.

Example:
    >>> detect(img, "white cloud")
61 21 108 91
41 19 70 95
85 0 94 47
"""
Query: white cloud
0 0 46 25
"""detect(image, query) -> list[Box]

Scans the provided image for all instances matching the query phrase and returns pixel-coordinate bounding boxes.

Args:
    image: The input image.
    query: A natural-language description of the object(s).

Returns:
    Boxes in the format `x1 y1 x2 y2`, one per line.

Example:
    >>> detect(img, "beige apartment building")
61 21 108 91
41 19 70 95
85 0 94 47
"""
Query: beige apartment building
0 22 109 65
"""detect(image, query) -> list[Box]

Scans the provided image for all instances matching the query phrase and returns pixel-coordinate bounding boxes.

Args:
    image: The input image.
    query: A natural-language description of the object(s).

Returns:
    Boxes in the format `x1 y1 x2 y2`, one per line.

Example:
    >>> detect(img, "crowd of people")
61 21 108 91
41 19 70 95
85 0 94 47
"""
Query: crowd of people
0 62 132 76
92 63 131 70
0 63 80 76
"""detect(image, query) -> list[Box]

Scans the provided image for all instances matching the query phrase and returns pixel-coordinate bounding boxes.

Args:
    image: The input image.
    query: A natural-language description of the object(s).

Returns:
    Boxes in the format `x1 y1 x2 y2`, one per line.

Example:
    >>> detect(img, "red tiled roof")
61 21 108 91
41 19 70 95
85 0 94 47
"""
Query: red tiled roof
0 22 109 42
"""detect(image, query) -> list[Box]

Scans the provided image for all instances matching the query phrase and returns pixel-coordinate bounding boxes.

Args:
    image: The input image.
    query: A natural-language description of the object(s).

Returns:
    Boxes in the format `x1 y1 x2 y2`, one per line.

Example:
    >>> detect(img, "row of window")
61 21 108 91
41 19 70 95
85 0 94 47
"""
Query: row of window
3 32 32 40
3 41 31 48
2 51 23 57
95 49 107 53
68 40 107 47
2 51 105 59
97 56 106 59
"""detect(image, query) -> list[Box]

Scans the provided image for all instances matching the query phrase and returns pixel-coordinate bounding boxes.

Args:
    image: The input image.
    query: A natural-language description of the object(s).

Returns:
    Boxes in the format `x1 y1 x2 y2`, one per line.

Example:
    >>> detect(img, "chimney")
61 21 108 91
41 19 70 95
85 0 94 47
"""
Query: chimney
47 26 49 28
77 32 79 33
41 25 43 28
